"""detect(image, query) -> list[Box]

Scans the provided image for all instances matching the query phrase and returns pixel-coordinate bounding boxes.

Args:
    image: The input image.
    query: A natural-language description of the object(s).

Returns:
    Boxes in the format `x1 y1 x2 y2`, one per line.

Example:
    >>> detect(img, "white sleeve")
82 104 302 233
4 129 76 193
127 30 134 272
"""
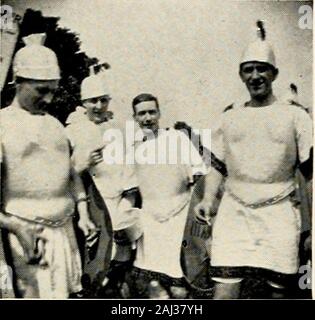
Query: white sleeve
176 130 209 179
210 114 225 162
294 109 313 164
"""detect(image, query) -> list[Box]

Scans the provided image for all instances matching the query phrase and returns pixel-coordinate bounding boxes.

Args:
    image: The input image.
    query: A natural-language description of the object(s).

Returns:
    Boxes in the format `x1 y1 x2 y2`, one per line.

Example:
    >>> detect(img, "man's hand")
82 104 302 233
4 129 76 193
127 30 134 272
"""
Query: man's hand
194 198 215 225
78 216 97 237
304 234 312 253
11 220 46 265
88 145 106 168
77 204 97 237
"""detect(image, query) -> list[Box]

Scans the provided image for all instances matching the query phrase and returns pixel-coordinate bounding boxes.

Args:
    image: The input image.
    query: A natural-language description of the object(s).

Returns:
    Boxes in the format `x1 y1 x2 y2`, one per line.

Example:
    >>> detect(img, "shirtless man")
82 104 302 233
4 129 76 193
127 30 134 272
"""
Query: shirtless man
0 33 95 298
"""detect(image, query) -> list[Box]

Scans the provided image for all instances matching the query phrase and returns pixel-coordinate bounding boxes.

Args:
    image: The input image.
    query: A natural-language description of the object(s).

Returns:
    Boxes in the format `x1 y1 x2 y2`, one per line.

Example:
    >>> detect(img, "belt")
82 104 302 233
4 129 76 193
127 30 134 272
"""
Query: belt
4 210 74 228
225 184 295 209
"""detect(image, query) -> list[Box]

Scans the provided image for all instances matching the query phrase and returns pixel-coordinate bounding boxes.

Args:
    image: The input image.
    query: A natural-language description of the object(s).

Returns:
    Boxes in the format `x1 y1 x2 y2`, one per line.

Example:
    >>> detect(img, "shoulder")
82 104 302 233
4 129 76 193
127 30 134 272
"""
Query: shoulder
65 106 86 125
221 102 245 120
0 106 25 130
279 102 311 119
288 102 310 116
46 113 65 128
0 105 18 119
166 127 190 140
42 114 69 139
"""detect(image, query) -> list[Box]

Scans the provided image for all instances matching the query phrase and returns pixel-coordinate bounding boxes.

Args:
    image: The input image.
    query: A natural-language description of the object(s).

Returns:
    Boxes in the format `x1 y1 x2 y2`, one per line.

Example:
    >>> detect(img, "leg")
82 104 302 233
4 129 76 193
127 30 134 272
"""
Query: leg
113 242 133 262
212 278 242 299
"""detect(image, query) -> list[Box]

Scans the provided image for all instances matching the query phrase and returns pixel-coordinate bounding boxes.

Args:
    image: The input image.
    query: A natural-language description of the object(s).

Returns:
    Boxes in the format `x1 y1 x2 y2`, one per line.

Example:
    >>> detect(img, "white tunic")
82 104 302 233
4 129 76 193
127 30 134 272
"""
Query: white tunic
133 128 207 278
66 114 138 230
211 101 313 273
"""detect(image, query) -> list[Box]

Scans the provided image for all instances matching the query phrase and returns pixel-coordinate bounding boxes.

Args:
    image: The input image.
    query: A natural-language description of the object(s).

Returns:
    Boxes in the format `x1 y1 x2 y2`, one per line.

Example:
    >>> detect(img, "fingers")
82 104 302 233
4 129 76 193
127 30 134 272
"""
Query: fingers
79 223 90 237
28 235 47 265
36 238 49 268
24 245 38 264
104 110 114 120
79 220 92 237
34 225 44 234
89 149 103 166
87 220 97 233
194 203 211 224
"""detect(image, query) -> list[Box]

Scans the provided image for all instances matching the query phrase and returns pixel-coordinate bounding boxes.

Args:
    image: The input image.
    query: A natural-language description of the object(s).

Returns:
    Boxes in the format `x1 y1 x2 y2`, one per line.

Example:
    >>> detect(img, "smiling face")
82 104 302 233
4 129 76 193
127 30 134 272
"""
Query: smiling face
82 95 112 124
16 79 59 115
133 100 160 133
239 61 278 101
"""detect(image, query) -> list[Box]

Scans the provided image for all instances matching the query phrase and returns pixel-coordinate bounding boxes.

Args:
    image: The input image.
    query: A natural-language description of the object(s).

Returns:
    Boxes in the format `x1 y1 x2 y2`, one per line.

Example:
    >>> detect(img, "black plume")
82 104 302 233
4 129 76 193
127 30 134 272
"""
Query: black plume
290 83 298 94
256 20 266 41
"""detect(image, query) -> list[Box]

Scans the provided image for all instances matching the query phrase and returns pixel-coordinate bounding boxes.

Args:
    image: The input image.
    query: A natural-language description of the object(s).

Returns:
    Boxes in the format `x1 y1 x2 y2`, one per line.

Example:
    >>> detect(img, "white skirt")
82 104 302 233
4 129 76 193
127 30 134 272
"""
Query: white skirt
211 192 301 274
9 219 82 299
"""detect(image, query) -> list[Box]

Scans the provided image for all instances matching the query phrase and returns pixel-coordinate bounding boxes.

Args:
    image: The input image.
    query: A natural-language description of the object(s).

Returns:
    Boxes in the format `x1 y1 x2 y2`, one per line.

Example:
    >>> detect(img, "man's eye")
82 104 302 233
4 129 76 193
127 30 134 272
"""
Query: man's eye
37 87 57 95
243 67 254 73
149 111 157 115
100 97 111 103
91 98 98 104
256 66 268 73
37 88 50 95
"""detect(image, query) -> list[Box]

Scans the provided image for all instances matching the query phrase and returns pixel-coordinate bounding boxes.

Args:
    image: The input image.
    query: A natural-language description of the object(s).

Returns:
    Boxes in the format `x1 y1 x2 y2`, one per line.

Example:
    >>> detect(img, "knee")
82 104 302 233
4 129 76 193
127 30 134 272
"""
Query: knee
213 280 242 299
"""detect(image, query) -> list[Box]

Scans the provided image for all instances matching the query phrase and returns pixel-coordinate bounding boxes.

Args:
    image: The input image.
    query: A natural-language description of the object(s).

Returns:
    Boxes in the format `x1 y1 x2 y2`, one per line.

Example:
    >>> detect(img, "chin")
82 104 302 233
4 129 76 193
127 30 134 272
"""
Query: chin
251 90 268 99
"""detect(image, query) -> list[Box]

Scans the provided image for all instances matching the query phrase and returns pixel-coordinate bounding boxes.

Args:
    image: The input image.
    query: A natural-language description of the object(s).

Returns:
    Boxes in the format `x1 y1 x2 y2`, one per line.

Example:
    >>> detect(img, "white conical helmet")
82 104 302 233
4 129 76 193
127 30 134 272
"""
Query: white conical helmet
13 33 60 80
240 21 276 68
81 66 108 100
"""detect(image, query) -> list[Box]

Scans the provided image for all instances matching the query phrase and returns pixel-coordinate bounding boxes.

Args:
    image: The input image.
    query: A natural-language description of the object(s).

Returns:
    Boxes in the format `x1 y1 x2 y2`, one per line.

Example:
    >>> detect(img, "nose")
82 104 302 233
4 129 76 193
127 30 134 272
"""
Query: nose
251 68 260 80
42 93 53 104
94 100 103 110
143 112 152 122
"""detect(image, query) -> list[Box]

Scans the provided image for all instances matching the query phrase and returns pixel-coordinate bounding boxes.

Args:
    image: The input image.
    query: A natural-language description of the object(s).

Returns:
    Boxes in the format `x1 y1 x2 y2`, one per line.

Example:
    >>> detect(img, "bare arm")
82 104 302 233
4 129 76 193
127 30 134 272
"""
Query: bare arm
194 168 224 223
69 166 96 236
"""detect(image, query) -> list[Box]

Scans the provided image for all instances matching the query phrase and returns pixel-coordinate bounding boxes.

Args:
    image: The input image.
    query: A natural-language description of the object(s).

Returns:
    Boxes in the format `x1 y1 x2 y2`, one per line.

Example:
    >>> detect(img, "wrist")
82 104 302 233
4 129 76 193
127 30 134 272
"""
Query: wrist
4 215 24 234
76 196 90 204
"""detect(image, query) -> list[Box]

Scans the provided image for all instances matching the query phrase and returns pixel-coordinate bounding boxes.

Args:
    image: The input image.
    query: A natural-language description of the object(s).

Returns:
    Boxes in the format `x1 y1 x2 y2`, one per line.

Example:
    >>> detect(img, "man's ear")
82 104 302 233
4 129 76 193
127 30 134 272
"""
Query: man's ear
239 69 246 83
272 68 279 82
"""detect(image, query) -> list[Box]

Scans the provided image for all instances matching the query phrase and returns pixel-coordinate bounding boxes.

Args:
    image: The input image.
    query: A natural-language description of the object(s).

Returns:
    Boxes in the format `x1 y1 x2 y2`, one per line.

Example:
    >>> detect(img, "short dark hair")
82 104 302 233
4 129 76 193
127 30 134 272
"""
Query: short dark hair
132 93 159 114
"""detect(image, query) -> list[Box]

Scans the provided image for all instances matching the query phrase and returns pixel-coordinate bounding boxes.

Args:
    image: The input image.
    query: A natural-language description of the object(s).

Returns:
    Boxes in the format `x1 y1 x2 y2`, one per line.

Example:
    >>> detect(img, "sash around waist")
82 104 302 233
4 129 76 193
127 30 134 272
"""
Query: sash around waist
142 192 192 222
225 179 296 205
3 197 75 222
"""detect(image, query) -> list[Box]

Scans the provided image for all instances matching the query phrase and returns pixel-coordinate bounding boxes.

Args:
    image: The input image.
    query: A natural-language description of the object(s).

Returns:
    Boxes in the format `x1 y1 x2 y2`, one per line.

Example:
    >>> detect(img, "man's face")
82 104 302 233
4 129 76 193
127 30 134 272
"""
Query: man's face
17 79 59 115
82 95 112 124
133 100 160 133
239 62 277 100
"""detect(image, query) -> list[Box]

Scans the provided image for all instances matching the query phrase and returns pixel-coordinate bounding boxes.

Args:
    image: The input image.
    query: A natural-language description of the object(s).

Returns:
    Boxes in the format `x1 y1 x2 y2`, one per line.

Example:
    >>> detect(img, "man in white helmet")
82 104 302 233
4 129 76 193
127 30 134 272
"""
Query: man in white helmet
195 21 313 299
0 33 95 298
66 67 142 297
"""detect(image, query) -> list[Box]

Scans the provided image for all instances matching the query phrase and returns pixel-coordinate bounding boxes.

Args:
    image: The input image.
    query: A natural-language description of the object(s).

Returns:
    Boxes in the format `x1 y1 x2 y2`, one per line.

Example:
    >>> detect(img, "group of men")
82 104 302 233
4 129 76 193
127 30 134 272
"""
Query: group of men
0 21 312 299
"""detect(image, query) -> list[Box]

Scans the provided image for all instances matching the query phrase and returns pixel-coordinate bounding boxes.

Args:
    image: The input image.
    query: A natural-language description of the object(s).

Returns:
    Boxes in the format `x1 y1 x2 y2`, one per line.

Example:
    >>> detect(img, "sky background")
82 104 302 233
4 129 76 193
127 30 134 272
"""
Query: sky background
5 0 313 129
